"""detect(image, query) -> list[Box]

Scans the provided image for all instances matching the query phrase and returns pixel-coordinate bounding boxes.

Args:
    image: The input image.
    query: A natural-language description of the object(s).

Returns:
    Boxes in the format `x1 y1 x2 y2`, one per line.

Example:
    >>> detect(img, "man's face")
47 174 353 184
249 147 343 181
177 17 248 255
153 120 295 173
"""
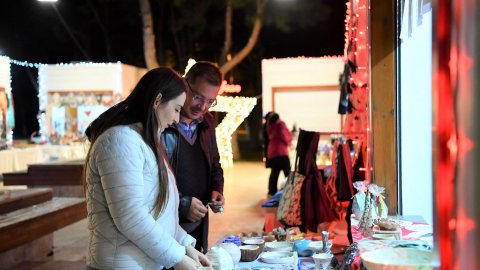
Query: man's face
182 77 220 123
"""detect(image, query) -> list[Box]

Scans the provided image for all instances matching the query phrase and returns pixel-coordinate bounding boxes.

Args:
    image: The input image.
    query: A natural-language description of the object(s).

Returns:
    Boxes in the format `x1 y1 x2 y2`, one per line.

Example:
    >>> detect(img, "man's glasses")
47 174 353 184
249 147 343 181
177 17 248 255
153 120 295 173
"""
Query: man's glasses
186 80 217 107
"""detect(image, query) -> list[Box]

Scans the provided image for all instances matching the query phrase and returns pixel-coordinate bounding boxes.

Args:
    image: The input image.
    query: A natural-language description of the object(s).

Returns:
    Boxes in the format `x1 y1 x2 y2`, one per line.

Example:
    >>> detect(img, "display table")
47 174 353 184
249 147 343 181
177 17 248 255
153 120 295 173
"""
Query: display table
216 236 335 270
349 216 433 269
236 251 300 270
0 144 87 175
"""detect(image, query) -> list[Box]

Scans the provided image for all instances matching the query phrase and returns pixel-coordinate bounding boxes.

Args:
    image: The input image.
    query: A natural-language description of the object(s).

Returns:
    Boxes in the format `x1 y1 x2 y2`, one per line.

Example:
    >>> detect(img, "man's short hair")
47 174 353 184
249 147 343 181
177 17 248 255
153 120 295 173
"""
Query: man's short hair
185 61 223 86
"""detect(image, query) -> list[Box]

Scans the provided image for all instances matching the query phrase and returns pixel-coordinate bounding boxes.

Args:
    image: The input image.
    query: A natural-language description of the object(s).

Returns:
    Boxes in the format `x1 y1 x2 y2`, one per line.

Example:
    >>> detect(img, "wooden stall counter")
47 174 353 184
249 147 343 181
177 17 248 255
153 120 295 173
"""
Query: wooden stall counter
2 159 84 197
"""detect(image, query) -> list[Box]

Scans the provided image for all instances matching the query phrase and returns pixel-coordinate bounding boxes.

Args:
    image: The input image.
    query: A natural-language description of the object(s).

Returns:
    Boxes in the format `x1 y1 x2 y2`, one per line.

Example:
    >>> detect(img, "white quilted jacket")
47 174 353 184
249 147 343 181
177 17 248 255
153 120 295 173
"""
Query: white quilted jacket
85 124 196 269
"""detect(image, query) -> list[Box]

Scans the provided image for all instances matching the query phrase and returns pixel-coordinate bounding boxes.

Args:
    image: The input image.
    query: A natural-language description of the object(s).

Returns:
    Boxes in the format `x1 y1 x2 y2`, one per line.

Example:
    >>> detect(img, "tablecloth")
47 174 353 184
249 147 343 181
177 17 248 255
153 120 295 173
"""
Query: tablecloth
349 216 433 269
0 144 88 175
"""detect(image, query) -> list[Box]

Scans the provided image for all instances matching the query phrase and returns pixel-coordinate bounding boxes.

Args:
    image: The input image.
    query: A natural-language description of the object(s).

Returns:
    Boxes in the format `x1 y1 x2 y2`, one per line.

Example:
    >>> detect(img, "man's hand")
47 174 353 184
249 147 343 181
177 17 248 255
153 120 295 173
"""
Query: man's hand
186 245 211 267
186 197 208 222
209 191 225 213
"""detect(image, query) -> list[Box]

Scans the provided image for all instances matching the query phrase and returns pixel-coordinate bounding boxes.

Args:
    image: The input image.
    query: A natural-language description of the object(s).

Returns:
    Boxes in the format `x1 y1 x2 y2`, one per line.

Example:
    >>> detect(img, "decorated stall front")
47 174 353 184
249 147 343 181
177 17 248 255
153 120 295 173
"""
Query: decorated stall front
38 62 147 142
262 56 344 133
0 56 15 149
0 62 146 174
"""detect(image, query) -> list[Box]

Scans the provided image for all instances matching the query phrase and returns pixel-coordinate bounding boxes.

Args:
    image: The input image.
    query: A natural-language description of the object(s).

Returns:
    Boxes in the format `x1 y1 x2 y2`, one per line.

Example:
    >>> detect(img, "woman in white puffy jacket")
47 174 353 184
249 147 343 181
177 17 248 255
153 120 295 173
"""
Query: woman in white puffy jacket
84 67 210 270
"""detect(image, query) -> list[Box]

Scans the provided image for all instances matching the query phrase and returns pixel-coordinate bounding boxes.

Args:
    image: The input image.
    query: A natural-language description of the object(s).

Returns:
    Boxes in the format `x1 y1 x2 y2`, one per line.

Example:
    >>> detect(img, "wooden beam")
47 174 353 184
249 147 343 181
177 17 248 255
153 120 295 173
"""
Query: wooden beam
370 0 398 213
2 161 84 186
0 198 86 253
0 188 52 215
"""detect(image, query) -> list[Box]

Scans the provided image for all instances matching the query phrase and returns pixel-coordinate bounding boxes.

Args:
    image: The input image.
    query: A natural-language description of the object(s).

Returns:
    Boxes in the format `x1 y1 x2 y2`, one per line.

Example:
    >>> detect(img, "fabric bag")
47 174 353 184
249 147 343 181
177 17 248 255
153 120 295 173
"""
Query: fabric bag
298 130 338 232
277 156 305 226
335 141 354 201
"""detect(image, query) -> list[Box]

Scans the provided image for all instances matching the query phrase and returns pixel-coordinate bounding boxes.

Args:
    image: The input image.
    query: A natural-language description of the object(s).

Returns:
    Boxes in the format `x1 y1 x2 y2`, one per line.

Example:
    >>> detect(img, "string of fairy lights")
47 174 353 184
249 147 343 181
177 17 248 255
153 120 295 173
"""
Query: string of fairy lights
1 56 256 167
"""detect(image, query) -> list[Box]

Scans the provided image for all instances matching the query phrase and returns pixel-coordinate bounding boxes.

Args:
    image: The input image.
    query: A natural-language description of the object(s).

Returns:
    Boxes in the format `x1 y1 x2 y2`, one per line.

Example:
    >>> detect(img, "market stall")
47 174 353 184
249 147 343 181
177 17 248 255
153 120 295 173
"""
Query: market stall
0 56 14 149
262 56 344 133
37 62 146 140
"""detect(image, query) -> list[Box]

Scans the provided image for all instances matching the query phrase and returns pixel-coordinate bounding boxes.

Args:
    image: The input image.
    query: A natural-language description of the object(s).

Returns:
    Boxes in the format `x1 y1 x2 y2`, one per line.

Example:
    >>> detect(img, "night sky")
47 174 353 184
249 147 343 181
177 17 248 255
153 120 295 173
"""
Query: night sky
0 0 346 139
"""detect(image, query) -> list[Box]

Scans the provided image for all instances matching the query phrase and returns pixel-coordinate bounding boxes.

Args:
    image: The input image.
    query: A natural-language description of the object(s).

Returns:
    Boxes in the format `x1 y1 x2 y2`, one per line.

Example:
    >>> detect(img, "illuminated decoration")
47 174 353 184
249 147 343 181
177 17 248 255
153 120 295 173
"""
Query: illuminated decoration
338 0 370 181
184 58 197 75
10 58 43 68
0 56 14 148
185 58 253 167
218 80 241 95
210 96 257 167
37 62 146 141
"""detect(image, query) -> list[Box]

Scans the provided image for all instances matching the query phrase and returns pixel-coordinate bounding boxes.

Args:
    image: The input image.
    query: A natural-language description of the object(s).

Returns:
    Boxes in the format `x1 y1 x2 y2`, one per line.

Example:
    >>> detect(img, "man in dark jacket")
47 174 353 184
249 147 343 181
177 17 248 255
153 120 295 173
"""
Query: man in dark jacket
162 61 224 253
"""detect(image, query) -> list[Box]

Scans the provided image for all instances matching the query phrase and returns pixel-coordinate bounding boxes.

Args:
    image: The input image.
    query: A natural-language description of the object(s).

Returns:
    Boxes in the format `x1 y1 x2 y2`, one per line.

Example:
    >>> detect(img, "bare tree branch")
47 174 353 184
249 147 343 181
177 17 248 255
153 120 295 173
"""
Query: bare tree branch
220 0 267 75
219 0 232 66
139 0 159 69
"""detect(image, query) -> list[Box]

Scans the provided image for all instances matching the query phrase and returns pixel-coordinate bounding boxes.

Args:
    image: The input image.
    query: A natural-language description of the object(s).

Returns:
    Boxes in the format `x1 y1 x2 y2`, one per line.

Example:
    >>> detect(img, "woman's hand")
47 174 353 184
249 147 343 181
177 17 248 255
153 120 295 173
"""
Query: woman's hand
186 245 211 267
173 255 201 270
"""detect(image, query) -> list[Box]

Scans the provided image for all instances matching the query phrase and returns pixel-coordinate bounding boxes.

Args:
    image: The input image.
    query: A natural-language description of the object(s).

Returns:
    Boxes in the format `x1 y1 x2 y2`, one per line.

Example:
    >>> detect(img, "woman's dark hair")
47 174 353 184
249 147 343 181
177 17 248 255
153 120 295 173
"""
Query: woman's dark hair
84 67 186 217
267 112 280 125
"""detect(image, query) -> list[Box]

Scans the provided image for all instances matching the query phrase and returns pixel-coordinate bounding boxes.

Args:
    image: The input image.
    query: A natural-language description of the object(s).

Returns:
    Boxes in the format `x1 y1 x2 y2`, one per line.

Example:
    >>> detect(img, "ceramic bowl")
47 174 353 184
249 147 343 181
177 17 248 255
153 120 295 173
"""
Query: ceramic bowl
307 241 333 253
312 253 333 270
239 245 261 262
371 234 397 240
262 235 276 242
293 239 314 257
360 247 433 270
264 241 293 252
259 251 294 264
243 238 265 250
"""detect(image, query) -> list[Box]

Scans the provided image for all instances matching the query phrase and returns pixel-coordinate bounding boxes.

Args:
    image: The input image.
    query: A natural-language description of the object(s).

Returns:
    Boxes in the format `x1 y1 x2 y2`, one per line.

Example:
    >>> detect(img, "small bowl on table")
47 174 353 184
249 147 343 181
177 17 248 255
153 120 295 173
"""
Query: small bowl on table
243 238 265 251
239 245 261 262
264 241 293 252
307 240 333 254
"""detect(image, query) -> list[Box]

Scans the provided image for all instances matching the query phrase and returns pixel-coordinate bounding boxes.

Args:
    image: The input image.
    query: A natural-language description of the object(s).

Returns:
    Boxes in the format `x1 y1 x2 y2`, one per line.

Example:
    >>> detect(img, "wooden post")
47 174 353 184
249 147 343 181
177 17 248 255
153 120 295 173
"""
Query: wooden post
370 0 397 214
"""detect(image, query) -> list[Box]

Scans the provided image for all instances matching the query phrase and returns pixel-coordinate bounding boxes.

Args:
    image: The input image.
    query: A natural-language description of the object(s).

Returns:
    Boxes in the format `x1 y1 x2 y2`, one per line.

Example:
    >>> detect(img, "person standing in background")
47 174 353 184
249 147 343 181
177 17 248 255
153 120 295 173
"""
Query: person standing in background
83 67 209 270
162 61 225 253
262 111 273 167
266 112 292 197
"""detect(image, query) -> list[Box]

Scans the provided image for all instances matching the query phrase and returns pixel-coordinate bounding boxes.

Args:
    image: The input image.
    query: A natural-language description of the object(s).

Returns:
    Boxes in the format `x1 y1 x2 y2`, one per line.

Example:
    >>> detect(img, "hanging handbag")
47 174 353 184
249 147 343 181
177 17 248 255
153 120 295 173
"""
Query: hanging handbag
297 130 339 232
335 142 354 202
277 155 305 226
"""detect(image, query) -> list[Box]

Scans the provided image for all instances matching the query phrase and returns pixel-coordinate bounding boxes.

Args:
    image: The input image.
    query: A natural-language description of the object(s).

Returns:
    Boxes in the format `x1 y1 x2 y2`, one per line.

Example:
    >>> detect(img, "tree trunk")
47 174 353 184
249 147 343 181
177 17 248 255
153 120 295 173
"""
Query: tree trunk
169 2 186 71
220 0 267 75
219 0 233 66
139 0 159 69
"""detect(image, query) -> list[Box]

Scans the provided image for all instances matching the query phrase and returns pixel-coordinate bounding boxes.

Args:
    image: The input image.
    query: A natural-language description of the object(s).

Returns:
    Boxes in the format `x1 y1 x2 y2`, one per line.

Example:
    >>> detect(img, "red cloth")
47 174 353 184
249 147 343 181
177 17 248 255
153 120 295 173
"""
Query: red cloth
266 120 292 159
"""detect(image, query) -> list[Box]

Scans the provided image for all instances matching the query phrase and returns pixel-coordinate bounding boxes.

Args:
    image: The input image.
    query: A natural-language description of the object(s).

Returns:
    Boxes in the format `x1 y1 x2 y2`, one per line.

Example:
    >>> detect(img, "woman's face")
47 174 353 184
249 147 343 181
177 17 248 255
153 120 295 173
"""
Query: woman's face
154 92 186 132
